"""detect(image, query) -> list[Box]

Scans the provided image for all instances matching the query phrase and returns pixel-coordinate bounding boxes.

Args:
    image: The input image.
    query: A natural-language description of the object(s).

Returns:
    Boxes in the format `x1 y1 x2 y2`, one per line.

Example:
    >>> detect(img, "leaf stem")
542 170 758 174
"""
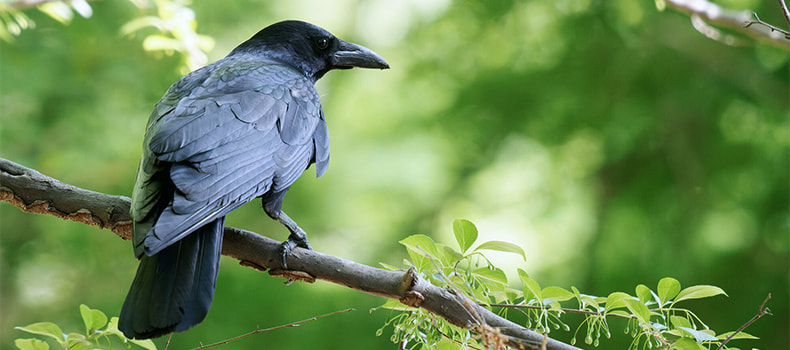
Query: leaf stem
188 308 355 350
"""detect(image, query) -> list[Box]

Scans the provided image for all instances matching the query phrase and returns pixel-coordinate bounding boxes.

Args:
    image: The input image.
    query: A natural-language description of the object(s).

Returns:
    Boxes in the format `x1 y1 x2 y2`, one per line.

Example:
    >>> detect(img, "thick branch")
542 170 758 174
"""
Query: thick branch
0 158 581 350
666 0 790 51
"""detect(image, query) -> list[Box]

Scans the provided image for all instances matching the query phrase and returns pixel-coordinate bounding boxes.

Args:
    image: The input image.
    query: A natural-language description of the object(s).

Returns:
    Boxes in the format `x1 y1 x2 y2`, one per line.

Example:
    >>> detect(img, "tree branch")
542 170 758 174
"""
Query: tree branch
0 157 581 350
665 0 790 51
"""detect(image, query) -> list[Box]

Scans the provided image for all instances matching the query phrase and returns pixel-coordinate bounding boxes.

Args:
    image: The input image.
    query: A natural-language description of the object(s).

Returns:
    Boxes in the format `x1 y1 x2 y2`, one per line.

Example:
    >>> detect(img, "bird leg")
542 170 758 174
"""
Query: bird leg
275 211 312 268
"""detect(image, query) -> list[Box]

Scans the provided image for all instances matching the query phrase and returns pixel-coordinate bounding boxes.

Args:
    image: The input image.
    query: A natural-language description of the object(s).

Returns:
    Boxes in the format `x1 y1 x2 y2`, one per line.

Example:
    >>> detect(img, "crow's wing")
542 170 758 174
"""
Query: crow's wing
131 59 329 257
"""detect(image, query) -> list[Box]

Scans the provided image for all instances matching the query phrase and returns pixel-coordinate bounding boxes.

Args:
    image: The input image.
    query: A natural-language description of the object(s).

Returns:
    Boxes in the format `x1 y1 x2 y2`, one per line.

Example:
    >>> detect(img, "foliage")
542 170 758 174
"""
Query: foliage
376 220 762 350
0 0 212 72
14 305 155 350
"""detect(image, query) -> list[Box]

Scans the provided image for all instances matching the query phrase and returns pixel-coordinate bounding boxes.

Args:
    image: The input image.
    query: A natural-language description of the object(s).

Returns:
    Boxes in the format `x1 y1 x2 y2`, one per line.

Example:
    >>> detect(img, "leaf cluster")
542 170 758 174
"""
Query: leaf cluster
15 305 155 350
375 220 761 350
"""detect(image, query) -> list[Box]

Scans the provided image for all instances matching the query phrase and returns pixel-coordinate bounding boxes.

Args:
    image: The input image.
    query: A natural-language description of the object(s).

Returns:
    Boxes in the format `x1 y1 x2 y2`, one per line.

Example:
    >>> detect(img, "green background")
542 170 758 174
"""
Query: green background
1 0 788 349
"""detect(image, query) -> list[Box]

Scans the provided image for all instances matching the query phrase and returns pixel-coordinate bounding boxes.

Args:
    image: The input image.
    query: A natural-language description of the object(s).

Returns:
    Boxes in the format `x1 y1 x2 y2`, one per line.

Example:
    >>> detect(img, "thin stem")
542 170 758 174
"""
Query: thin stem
715 294 772 350
780 0 790 28
188 308 355 350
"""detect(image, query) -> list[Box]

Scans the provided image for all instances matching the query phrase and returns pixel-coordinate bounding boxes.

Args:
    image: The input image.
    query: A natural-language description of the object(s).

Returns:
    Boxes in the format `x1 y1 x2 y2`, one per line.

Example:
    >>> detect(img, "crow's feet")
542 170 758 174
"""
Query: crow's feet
279 232 312 269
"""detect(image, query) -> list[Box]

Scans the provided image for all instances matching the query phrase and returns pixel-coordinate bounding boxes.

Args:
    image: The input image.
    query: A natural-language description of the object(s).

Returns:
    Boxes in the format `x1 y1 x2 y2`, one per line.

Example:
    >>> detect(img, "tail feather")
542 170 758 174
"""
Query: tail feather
119 218 224 339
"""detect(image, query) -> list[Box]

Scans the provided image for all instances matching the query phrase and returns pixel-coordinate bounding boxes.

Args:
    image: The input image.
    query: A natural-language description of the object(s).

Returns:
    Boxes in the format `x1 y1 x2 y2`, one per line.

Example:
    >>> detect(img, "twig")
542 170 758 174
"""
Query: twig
163 333 172 350
780 0 790 28
189 309 355 350
745 12 790 38
715 293 772 350
665 0 790 51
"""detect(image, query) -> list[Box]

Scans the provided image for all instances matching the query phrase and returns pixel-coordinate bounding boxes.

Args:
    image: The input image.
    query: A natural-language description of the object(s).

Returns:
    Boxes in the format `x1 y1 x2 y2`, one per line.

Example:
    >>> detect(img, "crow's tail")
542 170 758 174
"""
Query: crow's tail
119 218 224 339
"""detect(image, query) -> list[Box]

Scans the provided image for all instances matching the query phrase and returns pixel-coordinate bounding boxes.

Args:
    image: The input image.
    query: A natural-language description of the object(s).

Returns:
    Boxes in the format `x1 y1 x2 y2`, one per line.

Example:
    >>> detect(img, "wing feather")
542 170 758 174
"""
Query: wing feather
132 59 328 256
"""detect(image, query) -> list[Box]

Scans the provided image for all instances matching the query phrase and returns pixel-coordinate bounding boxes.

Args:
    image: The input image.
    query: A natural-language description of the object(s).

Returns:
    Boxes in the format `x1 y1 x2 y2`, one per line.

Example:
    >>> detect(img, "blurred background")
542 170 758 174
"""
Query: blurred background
1 0 788 349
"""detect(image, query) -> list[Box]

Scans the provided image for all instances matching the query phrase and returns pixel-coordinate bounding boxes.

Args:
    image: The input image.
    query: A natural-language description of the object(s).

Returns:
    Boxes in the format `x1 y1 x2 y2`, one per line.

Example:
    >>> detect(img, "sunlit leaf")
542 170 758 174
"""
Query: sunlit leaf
541 286 575 303
70 0 92 18
580 295 600 311
604 292 631 313
716 330 759 340
670 315 691 329
472 266 507 285
674 285 727 304
121 16 166 35
79 304 107 333
14 338 49 350
452 219 478 253
657 277 681 305
65 333 91 350
670 337 706 350
518 270 542 303
635 284 652 303
104 317 157 350
143 35 182 53
15 323 65 346
474 240 526 261
400 234 440 258
128 338 158 350
38 2 73 24
677 327 718 342
623 298 650 324
374 299 415 311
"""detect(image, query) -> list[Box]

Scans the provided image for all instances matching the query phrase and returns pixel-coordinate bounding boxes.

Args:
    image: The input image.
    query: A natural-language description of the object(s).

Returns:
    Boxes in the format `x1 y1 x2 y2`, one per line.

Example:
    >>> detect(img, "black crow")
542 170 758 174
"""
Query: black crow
119 20 388 339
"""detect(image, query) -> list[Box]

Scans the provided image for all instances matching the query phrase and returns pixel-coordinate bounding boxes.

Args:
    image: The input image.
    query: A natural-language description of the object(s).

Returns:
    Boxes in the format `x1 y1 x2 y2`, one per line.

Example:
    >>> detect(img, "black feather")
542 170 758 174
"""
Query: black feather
119 20 387 339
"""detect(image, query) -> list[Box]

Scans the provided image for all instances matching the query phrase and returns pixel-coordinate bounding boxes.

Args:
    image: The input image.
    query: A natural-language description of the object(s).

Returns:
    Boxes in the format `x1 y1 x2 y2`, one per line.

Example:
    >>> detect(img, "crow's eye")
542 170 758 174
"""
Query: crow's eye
315 37 329 49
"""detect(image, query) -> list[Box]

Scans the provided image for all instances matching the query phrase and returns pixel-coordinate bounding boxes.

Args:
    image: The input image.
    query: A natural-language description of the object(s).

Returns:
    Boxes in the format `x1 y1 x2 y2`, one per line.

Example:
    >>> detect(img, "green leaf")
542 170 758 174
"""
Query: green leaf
474 240 526 261
472 267 508 285
452 219 478 253
104 317 158 350
716 330 759 340
670 315 692 329
374 298 415 311
143 35 181 52
674 285 727 304
14 338 49 350
65 333 91 350
129 338 158 350
379 262 400 270
677 327 718 343
518 269 542 303
623 298 651 324
635 284 652 303
604 292 631 313
670 337 706 350
38 2 74 24
15 323 65 346
121 16 166 36
658 277 681 305
79 304 108 334
541 286 575 303
399 234 440 258
580 295 600 311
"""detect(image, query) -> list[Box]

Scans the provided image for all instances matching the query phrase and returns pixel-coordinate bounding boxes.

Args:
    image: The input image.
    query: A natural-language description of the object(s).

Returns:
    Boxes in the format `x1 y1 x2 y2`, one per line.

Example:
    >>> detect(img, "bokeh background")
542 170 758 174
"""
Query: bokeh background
1 0 788 349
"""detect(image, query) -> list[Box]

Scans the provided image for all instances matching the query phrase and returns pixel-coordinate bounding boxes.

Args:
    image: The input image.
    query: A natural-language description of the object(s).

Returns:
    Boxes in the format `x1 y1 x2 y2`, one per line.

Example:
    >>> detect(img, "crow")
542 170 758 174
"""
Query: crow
118 20 389 339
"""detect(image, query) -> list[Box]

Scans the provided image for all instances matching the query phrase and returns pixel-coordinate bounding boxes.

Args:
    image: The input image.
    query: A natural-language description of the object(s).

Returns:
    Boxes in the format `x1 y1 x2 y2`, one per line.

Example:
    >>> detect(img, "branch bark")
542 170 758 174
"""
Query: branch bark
0 157 581 350
665 0 790 51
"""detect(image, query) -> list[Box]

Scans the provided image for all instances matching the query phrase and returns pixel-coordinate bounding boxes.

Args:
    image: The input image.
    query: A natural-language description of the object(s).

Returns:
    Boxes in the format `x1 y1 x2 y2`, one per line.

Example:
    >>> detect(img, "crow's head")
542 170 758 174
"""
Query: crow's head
231 20 389 81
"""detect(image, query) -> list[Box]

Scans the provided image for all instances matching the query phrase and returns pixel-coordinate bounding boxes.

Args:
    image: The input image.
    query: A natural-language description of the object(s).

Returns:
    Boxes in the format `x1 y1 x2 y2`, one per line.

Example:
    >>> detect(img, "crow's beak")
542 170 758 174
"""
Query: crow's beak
332 40 389 70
